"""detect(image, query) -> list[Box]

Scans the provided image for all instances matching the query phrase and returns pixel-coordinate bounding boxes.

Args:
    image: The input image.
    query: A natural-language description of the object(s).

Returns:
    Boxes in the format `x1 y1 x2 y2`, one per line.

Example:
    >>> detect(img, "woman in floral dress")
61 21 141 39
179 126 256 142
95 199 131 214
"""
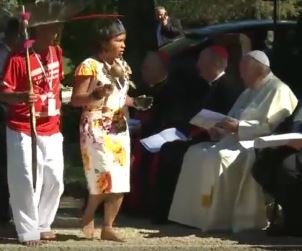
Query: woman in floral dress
71 19 152 241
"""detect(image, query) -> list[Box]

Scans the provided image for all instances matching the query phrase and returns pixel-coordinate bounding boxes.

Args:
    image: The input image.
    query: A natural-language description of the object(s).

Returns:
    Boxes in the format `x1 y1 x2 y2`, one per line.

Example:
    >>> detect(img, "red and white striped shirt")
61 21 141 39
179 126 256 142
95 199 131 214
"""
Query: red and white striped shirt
0 45 64 136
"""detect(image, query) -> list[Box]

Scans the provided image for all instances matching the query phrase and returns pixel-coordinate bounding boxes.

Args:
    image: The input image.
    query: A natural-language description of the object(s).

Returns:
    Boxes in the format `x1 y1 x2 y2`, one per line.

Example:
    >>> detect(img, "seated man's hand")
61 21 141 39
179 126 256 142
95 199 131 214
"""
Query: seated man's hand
208 127 225 141
286 139 302 151
133 95 153 111
215 118 239 133
189 126 207 139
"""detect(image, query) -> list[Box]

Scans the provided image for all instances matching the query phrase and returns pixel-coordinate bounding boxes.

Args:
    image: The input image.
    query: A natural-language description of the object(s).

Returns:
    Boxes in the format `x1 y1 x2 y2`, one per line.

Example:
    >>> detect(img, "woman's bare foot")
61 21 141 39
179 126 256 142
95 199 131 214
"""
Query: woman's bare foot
101 226 124 242
81 194 106 239
40 231 56 241
82 218 95 239
22 240 41 247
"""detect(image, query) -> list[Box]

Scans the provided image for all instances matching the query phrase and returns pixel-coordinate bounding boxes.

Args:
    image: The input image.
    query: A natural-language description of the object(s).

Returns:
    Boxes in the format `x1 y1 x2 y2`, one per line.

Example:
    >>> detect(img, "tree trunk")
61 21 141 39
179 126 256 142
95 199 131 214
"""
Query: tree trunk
119 0 157 93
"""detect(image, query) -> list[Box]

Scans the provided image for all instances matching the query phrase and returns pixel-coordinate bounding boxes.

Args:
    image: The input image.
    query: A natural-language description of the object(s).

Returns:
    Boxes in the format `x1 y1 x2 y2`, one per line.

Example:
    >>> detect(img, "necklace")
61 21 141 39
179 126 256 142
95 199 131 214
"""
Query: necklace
33 46 54 91
97 56 125 90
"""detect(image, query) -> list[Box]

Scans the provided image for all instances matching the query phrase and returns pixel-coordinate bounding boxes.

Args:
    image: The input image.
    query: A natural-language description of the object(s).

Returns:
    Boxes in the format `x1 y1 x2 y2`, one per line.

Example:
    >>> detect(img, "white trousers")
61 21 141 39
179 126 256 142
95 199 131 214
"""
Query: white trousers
6 127 64 242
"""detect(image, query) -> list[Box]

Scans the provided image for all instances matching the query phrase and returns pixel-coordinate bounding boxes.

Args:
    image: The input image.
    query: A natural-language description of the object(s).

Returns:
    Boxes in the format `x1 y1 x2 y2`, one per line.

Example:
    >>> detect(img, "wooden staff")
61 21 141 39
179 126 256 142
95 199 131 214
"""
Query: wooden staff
22 5 37 191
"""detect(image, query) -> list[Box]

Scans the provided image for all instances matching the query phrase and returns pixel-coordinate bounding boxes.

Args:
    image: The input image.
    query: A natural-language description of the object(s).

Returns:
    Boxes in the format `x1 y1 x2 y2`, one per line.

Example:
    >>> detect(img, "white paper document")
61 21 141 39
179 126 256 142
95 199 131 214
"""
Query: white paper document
140 128 188 153
190 109 229 129
239 140 255 149
254 133 302 149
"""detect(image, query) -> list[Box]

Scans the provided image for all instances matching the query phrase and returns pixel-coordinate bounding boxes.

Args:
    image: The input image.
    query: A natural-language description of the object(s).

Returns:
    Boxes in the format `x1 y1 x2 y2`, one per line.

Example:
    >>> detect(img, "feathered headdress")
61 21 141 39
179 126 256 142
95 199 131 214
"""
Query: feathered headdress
23 0 87 27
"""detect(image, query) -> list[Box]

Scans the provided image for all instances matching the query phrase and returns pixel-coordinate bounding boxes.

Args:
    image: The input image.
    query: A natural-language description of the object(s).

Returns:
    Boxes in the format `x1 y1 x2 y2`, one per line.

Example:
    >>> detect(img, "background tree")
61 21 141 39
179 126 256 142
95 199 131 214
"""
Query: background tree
155 0 301 27
119 0 157 92
61 0 157 90
0 0 18 30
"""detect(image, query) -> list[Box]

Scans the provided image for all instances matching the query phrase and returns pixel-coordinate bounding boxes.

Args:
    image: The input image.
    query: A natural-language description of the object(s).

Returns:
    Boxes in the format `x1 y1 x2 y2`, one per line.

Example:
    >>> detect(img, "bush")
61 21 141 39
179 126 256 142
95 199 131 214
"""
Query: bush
155 0 301 28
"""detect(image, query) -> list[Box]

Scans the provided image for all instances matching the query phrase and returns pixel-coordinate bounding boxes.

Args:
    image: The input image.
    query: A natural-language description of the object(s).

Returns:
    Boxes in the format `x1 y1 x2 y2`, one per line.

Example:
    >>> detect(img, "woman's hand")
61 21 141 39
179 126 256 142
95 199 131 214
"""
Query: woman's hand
215 118 239 133
133 95 153 111
92 84 114 100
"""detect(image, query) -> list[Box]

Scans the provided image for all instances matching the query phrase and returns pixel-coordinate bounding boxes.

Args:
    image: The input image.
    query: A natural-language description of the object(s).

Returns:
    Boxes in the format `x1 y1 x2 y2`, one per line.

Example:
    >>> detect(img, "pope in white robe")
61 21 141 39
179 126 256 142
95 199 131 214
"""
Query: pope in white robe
169 51 298 232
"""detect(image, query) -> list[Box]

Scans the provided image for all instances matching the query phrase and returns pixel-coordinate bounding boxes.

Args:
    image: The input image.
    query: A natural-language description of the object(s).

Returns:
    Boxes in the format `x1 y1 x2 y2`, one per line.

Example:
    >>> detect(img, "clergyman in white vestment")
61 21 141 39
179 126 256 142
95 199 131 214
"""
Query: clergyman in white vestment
169 50 298 232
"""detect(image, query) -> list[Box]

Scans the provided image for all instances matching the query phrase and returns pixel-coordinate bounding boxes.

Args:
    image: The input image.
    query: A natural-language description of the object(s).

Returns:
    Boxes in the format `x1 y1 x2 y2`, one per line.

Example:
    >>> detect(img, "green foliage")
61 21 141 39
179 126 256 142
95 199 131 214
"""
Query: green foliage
60 0 119 86
155 0 301 27
0 0 18 29
0 0 18 11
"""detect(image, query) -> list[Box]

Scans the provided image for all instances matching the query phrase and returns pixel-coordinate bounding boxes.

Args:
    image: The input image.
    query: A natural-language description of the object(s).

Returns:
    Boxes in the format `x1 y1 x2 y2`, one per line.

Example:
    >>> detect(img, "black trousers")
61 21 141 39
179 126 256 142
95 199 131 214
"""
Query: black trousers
151 140 194 223
253 146 302 233
0 116 9 224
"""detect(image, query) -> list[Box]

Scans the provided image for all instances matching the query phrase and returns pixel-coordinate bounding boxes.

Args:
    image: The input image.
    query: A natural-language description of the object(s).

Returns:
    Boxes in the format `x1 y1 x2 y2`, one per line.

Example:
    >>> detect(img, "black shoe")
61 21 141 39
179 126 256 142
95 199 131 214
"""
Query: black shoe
266 224 287 236
267 224 302 237
151 215 169 225
0 215 11 226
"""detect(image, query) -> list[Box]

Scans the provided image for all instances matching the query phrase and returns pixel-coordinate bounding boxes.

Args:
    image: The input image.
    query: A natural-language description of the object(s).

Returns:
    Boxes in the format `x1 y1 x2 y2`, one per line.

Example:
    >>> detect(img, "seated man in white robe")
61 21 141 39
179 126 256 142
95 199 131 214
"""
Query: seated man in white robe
169 50 298 232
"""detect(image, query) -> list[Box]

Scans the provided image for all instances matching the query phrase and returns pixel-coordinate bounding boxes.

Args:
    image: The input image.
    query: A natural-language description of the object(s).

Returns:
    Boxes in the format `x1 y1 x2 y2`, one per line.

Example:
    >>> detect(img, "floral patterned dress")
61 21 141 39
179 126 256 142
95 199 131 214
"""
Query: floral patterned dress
75 57 131 194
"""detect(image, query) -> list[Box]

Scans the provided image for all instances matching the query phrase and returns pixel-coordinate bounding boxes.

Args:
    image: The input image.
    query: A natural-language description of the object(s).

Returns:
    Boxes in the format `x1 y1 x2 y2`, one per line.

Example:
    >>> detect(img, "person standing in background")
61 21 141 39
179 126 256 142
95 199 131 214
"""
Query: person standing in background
0 18 20 78
155 6 183 47
0 17 20 226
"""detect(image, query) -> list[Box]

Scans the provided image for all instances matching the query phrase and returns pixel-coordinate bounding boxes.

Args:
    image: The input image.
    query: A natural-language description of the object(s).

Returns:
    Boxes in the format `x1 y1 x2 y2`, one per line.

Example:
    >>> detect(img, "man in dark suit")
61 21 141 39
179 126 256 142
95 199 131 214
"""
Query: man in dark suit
151 45 243 224
155 6 183 47
252 101 302 236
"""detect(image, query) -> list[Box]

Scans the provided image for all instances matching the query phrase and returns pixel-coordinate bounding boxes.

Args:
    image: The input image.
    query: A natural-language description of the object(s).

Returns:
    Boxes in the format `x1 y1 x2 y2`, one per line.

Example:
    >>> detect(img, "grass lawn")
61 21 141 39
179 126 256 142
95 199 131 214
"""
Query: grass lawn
62 56 75 87
60 53 86 197
63 141 87 198
62 99 87 197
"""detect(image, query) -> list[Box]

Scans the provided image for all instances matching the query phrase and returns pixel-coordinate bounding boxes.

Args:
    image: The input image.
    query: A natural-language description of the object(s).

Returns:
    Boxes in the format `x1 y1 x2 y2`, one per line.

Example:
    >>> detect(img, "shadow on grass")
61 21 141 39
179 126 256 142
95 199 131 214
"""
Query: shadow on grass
0 231 17 245
0 239 19 245
0 223 18 245
0 235 87 245
55 233 87 241
137 222 200 238
0 224 87 244
140 225 302 250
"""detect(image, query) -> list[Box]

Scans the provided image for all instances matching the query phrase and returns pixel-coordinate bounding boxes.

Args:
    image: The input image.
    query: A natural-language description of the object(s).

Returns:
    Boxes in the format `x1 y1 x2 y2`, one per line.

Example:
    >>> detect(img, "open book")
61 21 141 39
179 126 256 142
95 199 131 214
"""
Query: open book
140 128 188 153
254 133 302 149
190 109 229 129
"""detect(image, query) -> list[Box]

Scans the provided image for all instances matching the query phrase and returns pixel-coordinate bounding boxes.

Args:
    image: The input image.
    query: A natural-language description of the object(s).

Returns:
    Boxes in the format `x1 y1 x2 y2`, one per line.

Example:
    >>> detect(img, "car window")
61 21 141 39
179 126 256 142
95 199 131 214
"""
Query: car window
265 30 274 50
243 28 270 52
160 20 301 100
